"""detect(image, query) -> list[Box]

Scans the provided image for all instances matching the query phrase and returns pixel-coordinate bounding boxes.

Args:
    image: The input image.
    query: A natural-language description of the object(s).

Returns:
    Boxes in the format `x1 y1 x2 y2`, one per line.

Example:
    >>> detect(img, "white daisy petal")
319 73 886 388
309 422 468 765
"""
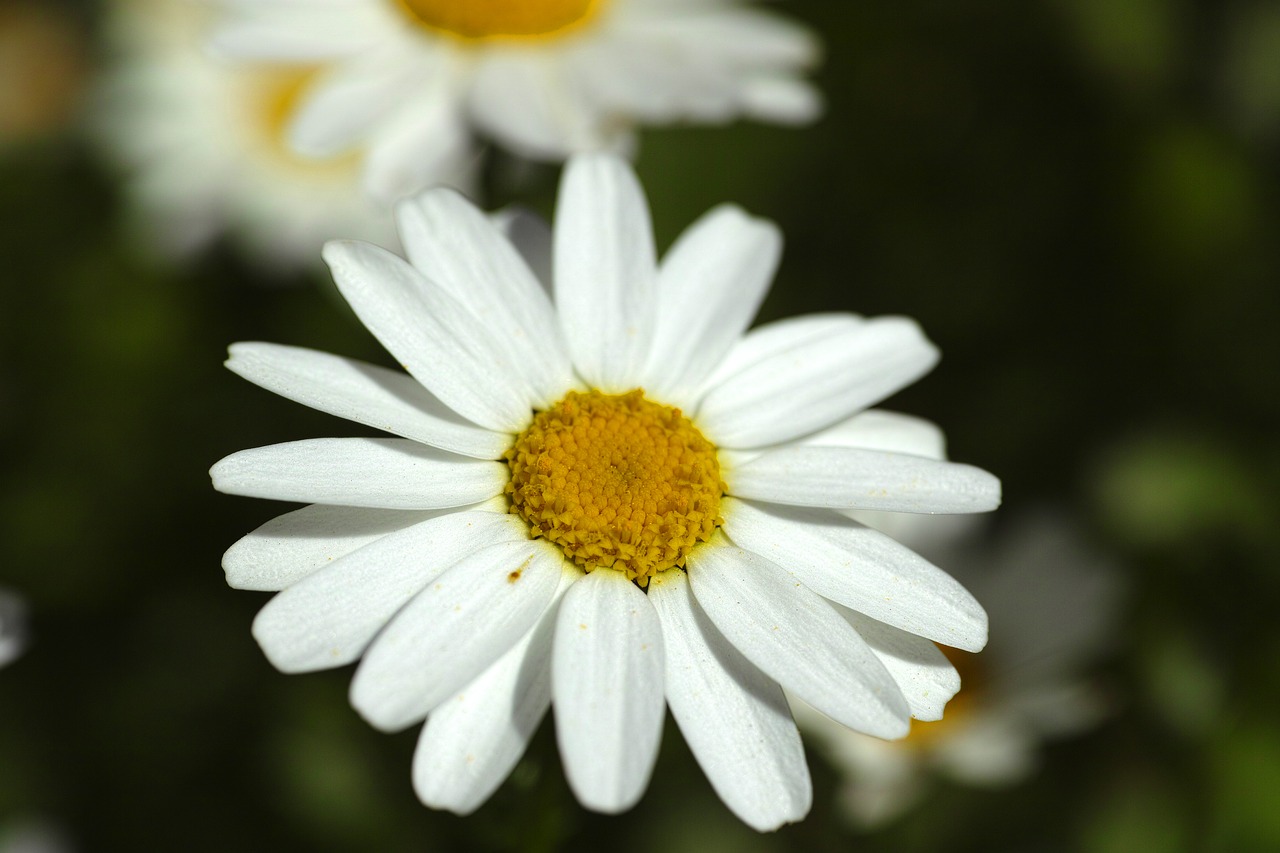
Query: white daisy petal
687 539 911 739
360 89 475 204
697 316 940 449
553 155 658 392
468 54 604 159
698 313 862 397
490 207 553 293
568 40 736 124
552 569 665 813
838 607 961 722
286 45 434 157
722 499 988 652
413 563 582 815
350 539 564 732
739 76 824 125
648 570 811 831
225 342 510 460
252 511 529 673
621 6 821 68
222 503 485 591
210 438 508 509
797 409 946 458
207 6 382 62
322 239 535 431
395 189 576 406
727 446 1002 514
640 205 781 406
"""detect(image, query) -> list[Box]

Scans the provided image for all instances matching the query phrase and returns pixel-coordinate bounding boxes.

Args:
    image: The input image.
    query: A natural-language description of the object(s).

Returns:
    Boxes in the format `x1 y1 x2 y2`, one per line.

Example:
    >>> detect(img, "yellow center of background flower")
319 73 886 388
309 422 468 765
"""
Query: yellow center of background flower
506 390 725 586
394 0 599 40
247 68 359 174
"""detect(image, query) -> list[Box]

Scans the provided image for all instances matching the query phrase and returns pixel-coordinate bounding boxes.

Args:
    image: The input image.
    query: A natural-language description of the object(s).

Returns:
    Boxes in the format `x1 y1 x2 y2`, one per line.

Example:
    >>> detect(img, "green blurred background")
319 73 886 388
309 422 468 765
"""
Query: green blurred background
2 0 1279 850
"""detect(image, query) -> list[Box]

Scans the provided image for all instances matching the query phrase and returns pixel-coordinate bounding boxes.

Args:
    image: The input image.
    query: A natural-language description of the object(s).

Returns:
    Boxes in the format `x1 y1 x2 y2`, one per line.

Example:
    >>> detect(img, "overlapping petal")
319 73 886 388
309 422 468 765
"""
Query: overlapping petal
687 538 911 739
649 570 811 830
698 316 939 448
225 342 510 459
395 188 576 407
722 499 988 652
223 503 483 591
350 539 565 732
252 511 529 672
413 563 582 815
839 607 961 722
323 240 535 431
639 204 780 406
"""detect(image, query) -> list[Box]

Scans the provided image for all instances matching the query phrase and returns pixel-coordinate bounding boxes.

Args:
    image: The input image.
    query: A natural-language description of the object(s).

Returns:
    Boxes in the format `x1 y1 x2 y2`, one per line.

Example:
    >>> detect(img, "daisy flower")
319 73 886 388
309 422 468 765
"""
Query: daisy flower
795 512 1121 827
207 0 821 201
211 154 1001 829
92 0 418 269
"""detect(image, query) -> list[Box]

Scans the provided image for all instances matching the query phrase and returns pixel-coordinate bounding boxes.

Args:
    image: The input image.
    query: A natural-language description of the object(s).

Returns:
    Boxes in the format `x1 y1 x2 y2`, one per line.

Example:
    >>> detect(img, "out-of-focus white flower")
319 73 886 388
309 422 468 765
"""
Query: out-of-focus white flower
207 0 821 200
795 511 1122 827
92 0 409 270
0 589 27 669
211 154 1000 829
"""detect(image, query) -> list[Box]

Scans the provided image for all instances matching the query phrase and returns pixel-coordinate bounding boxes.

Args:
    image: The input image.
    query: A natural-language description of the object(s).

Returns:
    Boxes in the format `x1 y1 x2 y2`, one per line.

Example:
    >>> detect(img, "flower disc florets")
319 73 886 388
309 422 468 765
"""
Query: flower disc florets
505 389 725 586
395 0 598 40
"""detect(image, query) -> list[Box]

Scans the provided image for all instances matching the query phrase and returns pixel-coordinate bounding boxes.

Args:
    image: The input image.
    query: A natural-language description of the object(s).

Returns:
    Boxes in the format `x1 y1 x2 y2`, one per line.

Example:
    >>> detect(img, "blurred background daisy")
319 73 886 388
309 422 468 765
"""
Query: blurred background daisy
205 0 820 201
92 0 402 271
2 0 1279 851
796 510 1123 827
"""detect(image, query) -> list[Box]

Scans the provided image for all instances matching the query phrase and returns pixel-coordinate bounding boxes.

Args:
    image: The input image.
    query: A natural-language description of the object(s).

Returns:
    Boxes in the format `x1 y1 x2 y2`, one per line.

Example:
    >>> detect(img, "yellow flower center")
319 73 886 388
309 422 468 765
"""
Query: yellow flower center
505 390 725 586
247 68 358 173
258 69 311 144
906 648 985 748
394 0 600 41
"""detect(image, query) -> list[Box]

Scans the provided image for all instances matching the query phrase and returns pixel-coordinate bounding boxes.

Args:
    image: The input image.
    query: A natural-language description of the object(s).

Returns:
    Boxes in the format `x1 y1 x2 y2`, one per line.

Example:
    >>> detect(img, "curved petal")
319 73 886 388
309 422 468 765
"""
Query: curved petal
323 240 534 432
226 343 510 459
286 44 433 156
648 570 810 831
222 503 487 592
552 569 665 813
796 409 946 458
413 563 582 815
687 538 910 739
395 189 575 407
206 5 384 61
697 316 939 449
490 207 553 293
469 54 606 160
839 607 961 722
697 314 861 399
639 205 781 406
740 76 823 125
722 499 988 652
211 438 508 509
252 511 529 672
727 446 1002 514
553 155 658 392
360 88 476 203
350 539 564 732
